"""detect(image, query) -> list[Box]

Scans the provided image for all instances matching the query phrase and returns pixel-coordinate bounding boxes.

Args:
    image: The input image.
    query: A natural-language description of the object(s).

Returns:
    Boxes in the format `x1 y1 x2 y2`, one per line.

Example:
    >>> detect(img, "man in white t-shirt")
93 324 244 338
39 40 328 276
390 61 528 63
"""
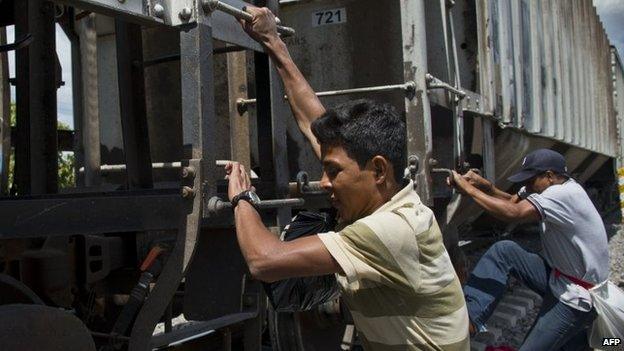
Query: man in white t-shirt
448 148 609 350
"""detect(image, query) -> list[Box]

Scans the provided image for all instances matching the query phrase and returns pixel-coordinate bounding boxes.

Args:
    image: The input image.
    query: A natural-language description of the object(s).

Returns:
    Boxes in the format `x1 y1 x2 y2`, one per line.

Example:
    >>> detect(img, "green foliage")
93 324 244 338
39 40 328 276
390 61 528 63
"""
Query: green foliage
9 102 15 126
5 102 75 193
6 103 15 191
58 152 75 188
58 120 70 131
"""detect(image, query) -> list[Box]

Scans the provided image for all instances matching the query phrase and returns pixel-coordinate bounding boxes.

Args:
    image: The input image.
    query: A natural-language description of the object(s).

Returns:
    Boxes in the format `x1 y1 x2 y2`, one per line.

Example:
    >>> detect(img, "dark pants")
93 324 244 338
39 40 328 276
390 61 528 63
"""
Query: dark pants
464 240 596 350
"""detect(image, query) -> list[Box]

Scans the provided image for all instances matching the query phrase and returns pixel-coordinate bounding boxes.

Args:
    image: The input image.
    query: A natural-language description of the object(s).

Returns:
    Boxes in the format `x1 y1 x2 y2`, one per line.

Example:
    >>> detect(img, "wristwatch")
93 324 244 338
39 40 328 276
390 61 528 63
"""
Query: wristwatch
231 190 261 210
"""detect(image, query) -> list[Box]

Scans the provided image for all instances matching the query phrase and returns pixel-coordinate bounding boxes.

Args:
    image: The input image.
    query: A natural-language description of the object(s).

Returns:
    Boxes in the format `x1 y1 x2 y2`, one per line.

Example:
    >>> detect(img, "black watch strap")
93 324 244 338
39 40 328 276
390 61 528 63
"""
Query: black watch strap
232 190 258 210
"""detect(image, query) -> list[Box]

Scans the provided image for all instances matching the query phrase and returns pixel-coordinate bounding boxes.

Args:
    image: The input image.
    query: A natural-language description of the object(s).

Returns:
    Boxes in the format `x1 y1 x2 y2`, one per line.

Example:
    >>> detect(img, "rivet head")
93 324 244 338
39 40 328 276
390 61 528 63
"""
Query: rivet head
179 7 192 21
153 4 165 18
181 186 195 198
181 166 196 179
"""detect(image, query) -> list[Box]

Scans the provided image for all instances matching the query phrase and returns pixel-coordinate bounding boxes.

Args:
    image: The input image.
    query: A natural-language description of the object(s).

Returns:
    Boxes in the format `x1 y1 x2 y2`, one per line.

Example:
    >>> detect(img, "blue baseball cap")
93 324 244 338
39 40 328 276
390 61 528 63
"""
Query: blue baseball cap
507 149 569 183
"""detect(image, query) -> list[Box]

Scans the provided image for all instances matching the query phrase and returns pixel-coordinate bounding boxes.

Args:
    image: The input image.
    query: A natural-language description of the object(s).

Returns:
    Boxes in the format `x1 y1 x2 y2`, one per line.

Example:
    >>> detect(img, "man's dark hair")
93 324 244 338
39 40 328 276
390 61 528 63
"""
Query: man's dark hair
311 99 407 183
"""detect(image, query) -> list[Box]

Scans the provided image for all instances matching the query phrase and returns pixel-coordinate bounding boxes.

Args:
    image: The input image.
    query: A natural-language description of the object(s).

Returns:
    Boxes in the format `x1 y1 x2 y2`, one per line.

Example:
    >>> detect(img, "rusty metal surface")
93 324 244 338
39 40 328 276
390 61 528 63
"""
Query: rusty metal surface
128 156 202 351
279 0 406 182
400 0 434 205
475 0 617 157
115 20 154 189
613 49 624 165
128 21 217 351
228 51 251 169
78 14 102 187
142 25 184 184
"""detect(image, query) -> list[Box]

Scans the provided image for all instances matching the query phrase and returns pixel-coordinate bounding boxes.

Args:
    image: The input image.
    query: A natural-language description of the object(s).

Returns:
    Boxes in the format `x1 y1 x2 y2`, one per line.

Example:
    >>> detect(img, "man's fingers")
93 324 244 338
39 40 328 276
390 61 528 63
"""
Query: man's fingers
230 162 241 177
469 168 482 176
451 171 461 184
244 5 262 18
239 165 252 187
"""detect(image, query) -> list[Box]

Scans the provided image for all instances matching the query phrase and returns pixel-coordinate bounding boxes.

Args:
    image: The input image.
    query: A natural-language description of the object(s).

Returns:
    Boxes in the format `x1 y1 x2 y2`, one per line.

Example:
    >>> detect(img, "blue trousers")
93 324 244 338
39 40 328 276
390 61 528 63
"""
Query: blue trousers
464 240 596 351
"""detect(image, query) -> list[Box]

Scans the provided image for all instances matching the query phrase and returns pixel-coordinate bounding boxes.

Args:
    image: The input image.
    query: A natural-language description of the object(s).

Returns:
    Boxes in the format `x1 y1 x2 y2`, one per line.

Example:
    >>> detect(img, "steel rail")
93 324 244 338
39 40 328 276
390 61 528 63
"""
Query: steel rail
206 196 304 213
236 81 416 111
79 160 233 173
201 0 295 37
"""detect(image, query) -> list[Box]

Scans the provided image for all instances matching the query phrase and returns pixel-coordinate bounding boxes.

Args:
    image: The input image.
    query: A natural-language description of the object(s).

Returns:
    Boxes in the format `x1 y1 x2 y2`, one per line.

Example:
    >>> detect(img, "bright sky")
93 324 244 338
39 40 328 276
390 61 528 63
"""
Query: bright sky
5 1 624 131
594 0 624 60
6 25 73 128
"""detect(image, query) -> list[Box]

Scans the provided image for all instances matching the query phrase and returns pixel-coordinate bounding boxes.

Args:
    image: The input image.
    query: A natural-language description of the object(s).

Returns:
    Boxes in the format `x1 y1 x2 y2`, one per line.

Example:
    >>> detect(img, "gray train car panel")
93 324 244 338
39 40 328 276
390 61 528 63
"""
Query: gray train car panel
613 48 624 219
477 0 617 156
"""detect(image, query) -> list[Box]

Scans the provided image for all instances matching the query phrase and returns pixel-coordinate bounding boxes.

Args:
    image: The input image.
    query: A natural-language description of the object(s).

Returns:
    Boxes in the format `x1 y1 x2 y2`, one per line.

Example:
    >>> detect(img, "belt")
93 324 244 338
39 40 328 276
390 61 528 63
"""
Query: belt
554 268 595 290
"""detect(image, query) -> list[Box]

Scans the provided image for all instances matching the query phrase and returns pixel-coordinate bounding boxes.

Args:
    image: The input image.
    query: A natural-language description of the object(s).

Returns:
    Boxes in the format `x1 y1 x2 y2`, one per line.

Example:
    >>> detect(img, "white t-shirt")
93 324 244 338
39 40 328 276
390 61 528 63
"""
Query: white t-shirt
521 179 610 311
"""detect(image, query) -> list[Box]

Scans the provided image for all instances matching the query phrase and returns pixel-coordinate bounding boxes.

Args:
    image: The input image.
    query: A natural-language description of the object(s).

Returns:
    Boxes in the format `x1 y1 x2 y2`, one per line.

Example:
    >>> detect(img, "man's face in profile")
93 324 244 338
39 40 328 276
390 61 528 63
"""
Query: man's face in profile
525 172 553 194
319 144 382 224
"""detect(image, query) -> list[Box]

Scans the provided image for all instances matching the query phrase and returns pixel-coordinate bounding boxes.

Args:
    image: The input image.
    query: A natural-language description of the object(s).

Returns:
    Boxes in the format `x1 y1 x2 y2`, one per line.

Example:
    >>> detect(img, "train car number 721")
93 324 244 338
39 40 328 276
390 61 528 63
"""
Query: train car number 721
312 8 347 27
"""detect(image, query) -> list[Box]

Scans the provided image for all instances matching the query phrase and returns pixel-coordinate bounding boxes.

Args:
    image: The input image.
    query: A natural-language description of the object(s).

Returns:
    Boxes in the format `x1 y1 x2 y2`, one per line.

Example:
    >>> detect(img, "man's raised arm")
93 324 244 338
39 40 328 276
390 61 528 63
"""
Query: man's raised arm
240 7 323 158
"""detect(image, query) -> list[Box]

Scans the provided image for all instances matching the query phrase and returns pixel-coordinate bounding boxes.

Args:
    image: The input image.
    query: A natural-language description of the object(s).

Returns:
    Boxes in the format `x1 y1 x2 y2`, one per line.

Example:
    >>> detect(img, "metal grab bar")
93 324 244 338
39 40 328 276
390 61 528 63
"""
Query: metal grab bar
0 34 33 53
201 0 296 37
78 160 259 178
236 81 416 112
294 171 325 195
206 196 305 213
425 74 466 99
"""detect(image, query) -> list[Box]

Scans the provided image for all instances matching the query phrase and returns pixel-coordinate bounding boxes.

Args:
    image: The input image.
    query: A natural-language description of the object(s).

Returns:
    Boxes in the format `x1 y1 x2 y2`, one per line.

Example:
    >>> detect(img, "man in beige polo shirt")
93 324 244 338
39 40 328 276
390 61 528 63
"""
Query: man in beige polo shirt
224 7 469 350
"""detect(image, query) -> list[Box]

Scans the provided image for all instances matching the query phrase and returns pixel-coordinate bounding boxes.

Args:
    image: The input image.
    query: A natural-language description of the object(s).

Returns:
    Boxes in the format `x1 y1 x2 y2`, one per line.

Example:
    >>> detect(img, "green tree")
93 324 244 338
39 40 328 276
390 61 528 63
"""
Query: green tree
6 103 75 193
57 120 75 188
6 103 15 192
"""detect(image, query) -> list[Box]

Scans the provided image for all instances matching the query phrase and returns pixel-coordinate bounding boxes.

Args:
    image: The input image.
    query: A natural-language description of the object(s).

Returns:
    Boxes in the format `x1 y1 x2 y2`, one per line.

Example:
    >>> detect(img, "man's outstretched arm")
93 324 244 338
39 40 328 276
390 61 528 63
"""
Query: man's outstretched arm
227 162 341 282
449 171 540 223
240 7 324 159
459 169 521 202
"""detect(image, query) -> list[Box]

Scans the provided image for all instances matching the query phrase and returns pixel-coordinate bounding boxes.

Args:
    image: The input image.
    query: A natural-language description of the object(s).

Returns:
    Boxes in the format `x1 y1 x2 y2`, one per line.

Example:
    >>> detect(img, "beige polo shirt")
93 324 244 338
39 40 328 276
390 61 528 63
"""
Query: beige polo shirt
318 181 469 351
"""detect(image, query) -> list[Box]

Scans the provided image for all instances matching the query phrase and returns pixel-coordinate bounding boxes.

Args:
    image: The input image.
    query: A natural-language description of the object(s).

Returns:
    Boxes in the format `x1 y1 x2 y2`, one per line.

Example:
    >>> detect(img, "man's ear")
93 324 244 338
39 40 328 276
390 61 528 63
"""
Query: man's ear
370 156 390 184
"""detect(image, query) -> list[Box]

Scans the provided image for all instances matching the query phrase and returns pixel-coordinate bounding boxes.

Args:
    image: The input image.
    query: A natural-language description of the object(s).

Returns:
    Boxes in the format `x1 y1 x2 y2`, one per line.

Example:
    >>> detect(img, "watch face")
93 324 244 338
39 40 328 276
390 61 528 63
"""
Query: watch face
248 191 261 204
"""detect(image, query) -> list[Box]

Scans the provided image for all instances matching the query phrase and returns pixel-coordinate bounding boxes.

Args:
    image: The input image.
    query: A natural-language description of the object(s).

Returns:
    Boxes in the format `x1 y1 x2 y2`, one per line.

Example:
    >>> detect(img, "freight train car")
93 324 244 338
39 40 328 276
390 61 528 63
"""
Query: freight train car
0 0 621 350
